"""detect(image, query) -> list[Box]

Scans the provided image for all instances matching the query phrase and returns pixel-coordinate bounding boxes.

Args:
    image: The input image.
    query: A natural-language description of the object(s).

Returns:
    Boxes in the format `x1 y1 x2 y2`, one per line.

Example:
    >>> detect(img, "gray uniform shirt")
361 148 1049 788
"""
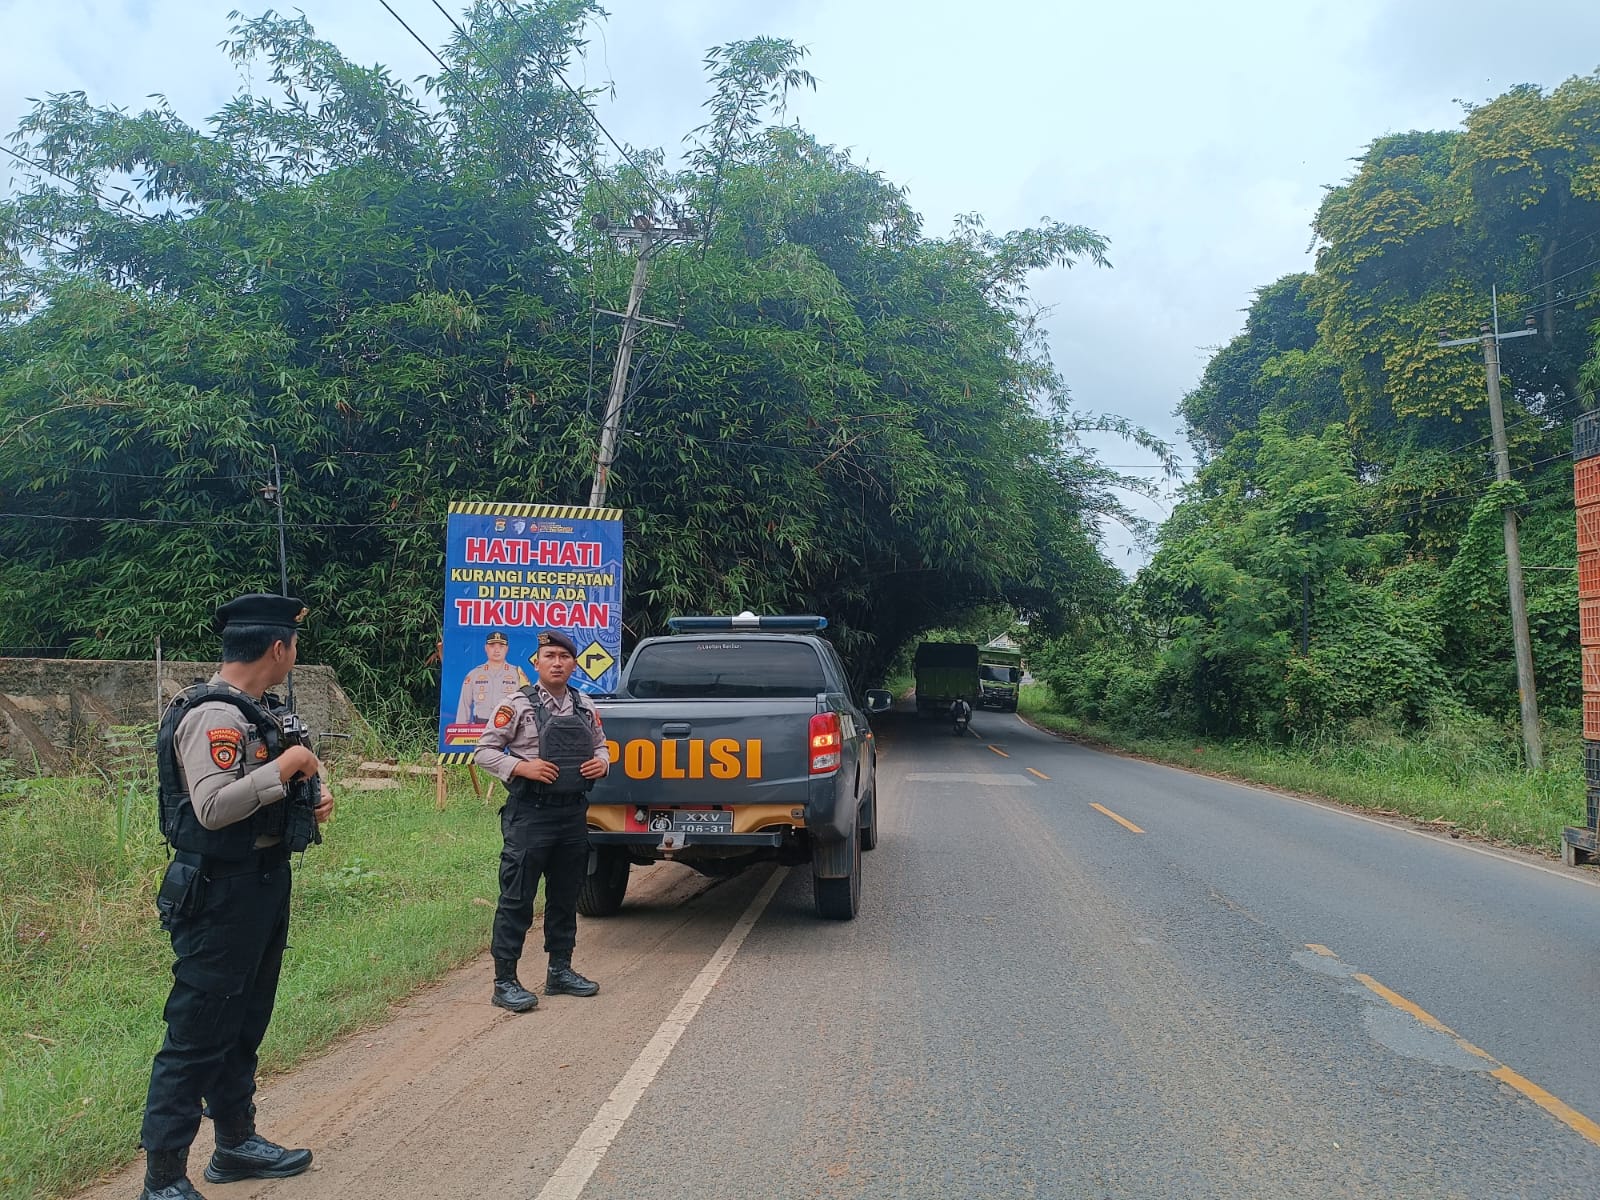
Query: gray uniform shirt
473 683 610 783
174 674 287 842
456 661 531 723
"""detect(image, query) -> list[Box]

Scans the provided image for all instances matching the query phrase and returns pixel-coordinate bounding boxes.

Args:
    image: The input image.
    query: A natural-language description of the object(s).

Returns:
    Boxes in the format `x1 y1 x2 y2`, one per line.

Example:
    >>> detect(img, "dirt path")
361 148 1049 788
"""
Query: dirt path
76 863 754 1200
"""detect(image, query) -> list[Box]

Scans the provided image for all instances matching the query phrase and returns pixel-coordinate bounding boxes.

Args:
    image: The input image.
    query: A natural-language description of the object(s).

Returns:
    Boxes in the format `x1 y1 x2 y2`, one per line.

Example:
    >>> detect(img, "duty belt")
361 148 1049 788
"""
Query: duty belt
511 790 587 808
174 845 291 877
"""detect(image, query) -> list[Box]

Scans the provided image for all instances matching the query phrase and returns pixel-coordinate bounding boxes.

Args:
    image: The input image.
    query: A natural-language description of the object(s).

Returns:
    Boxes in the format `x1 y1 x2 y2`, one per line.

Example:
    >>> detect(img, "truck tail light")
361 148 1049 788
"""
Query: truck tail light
809 712 842 775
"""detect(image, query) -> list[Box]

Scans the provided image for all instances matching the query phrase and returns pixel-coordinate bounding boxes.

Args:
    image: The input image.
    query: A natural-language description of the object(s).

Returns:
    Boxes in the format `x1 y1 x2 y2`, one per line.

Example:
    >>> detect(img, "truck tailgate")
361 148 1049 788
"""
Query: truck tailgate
591 698 819 807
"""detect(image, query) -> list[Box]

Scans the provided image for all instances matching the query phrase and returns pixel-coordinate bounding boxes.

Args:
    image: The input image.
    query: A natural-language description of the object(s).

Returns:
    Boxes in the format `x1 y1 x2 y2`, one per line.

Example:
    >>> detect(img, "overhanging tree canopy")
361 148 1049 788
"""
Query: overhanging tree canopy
0 4 1143 717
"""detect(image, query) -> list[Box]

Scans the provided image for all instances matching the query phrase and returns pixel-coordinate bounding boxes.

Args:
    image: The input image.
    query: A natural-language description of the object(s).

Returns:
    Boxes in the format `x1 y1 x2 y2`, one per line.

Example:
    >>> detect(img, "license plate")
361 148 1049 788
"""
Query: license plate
648 809 732 835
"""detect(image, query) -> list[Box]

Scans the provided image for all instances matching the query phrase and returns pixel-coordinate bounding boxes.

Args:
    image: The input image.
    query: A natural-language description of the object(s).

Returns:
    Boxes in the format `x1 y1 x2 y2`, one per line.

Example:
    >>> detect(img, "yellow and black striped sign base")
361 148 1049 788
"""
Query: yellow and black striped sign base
448 501 622 520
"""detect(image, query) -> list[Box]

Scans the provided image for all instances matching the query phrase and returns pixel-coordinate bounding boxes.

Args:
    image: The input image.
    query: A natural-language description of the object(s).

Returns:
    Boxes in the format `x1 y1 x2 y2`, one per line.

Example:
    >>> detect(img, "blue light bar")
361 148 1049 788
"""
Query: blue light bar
667 613 829 633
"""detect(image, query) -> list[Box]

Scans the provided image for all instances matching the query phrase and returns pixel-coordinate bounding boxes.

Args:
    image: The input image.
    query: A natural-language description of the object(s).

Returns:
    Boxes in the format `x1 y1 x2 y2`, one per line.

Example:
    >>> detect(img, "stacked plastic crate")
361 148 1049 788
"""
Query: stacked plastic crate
1570 410 1600 863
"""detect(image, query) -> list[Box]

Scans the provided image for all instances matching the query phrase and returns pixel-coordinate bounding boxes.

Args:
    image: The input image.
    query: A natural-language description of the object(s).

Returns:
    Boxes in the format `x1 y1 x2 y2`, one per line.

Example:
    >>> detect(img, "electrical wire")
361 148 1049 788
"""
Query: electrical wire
417 0 630 220
0 511 436 530
490 0 677 217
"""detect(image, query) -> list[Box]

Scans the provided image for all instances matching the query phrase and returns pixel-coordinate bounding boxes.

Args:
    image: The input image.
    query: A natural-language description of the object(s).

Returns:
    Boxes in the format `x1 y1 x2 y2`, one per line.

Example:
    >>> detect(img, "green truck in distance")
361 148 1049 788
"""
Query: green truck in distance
978 641 1023 711
914 641 979 717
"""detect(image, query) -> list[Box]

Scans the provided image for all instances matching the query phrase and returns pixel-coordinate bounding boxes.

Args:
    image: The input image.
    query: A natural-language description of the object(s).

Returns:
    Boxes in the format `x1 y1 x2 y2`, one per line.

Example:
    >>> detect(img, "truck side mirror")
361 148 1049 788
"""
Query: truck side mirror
864 689 893 714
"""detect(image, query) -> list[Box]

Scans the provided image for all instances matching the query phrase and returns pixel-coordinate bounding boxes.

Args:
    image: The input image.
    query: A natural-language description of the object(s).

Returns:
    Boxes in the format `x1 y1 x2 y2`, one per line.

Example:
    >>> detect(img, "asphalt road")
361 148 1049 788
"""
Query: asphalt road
79 708 1600 1200
581 709 1600 1199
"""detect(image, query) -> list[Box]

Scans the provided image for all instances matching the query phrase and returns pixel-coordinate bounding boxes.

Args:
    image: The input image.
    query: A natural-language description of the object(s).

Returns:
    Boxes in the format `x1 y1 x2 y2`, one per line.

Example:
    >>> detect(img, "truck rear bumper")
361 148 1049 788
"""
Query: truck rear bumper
589 831 785 848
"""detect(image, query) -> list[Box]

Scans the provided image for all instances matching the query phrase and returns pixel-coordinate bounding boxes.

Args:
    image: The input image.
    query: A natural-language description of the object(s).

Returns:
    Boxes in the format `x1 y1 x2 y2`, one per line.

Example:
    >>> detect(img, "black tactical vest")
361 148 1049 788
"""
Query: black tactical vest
157 682 291 859
506 685 599 800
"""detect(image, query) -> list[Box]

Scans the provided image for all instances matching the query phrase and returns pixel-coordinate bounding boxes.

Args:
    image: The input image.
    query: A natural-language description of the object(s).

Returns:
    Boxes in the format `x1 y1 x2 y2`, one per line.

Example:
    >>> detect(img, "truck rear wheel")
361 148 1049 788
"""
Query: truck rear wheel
859 790 879 852
577 847 631 917
812 823 861 920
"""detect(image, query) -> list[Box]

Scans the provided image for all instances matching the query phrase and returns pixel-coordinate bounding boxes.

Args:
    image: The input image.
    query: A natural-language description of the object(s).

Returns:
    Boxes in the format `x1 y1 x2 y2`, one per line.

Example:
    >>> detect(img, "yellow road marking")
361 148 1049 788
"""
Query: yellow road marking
1301 946 1600 1150
1353 974 1474 1044
1090 803 1144 834
987 744 1009 758
1490 1066 1600 1145
1026 768 1050 780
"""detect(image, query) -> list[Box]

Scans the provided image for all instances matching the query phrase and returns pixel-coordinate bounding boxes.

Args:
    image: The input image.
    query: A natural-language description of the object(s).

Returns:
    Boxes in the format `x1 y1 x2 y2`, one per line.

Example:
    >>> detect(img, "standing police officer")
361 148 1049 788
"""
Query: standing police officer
455 631 530 724
474 628 609 1011
138 594 334 1200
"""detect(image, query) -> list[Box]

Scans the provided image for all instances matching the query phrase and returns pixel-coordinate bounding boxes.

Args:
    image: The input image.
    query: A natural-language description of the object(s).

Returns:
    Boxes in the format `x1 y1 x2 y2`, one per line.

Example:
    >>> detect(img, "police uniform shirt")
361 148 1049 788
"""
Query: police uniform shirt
175 674 287 842
473 683 609 784
457 661 532 723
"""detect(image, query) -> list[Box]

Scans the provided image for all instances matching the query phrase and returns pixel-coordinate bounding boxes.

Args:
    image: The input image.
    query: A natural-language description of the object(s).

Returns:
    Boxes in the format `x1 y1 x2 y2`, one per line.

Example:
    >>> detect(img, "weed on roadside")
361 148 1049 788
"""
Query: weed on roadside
0 768 504 1200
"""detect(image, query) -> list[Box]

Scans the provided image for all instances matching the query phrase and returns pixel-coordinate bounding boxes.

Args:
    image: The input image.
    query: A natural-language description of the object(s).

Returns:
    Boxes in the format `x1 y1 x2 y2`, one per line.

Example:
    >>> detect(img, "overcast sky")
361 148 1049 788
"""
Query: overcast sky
4 0 1599 570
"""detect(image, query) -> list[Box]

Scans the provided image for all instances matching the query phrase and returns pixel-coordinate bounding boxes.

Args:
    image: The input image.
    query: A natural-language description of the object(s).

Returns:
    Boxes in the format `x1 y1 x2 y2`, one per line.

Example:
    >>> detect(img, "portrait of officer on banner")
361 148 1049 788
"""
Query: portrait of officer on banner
455 632 531 725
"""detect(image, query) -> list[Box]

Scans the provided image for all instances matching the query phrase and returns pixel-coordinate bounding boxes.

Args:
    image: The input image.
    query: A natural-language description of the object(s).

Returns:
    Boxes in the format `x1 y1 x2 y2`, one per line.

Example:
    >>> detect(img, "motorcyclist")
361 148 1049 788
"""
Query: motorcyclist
950 696 972 735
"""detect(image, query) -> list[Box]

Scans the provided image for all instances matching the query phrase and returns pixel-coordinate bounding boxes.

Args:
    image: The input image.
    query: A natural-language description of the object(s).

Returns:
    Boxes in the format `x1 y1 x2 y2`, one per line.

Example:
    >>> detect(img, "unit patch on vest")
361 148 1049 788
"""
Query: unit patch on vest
207 727 244 769
493 705 515 729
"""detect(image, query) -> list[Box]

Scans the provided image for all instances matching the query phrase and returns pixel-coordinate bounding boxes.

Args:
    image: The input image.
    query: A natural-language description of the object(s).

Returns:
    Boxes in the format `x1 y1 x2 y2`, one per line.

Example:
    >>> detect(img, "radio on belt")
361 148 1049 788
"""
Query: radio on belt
666 611 828 633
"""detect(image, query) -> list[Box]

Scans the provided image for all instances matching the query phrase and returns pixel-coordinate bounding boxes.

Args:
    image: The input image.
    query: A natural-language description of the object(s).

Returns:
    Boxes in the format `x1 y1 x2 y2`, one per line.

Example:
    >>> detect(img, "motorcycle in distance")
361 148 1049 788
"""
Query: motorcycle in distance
950 697 972 736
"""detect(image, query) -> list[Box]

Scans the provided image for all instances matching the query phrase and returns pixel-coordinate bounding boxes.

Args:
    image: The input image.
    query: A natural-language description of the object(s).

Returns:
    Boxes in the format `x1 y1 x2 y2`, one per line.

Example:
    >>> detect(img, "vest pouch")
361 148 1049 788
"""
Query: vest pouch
538 712 598 793
283 776 323 852
155 859 204 932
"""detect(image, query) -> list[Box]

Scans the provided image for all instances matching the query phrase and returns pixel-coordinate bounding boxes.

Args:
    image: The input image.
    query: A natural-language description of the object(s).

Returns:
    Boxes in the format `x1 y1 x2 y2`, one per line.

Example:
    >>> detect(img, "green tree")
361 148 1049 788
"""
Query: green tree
0 6 1139 719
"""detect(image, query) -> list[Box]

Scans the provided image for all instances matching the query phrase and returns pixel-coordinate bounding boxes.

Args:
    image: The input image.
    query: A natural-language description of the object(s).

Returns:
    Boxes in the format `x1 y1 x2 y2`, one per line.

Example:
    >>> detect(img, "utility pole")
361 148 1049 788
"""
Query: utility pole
268 445 290 597
1440 286 1542 768
588 215 689 509
262 446 296 708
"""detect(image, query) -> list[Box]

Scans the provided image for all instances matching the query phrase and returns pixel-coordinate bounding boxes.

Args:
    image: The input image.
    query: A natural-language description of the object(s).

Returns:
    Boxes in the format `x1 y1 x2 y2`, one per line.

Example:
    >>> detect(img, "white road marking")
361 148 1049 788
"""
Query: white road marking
534 867 787 1200
903 772 1036 786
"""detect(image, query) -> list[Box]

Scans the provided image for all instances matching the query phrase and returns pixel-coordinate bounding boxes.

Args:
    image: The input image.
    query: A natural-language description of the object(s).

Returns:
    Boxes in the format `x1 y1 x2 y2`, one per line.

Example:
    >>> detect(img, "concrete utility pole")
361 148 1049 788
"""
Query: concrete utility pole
1440 286 1542 768
588 216 689 509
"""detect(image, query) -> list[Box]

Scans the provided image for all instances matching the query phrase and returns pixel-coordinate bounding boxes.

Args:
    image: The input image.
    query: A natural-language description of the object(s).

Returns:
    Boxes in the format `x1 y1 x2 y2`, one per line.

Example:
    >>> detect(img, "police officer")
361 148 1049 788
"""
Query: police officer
138 594 335 1200
474 628 609 1011
455 631 531 724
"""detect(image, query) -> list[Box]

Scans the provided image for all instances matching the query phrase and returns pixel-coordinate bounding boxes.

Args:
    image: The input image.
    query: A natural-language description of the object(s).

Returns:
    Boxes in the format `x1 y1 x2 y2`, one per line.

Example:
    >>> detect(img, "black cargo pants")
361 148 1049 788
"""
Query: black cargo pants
492 793 588 962
141 847 291 1153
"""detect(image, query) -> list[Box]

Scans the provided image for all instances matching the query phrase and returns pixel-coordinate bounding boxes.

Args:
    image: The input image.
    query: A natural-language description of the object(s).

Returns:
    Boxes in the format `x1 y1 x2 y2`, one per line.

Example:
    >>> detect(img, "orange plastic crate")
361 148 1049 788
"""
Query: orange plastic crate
1580 507 1600 555
1586 647 1600 692
1586 695 1600 740
1585 598 1600 645
1582 550 1600 597
1578 458 1600 508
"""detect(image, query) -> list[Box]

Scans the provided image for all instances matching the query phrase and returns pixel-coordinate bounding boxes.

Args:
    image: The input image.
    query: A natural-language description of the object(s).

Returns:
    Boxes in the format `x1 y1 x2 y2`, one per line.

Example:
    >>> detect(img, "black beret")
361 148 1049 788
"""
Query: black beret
213 593 308 634
535 629 578 656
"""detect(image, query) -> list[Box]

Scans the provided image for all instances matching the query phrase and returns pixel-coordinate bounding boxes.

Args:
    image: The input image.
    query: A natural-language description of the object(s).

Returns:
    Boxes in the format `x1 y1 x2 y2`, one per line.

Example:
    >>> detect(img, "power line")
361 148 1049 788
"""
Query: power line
1502 278 1600 326
491 0 677 217
0 511 438 530
21 463 261 482
414 0 630 218
375 0 523 146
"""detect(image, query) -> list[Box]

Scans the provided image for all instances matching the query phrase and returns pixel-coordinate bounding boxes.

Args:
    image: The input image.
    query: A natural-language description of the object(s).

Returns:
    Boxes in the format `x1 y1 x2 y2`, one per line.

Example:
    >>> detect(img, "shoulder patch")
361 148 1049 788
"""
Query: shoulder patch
207 727 244 770
492 705 515 729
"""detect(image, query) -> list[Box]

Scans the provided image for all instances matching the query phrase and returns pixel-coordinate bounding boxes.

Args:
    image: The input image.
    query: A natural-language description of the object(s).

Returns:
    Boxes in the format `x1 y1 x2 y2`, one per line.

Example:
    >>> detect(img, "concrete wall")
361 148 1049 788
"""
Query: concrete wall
0 658 366 774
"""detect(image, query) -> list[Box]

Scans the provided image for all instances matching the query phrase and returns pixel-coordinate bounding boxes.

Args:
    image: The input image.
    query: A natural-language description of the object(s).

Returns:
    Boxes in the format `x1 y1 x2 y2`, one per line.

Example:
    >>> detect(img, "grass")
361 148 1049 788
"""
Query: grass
0 756 505 1200
1016 685 1588 853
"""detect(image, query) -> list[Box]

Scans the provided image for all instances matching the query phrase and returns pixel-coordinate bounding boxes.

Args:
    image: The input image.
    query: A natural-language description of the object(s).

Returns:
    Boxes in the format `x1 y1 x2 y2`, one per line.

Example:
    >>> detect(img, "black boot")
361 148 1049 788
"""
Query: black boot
546 953 599 997
203 1109 312 1184
140 1148 205 1200
492 957 539 1012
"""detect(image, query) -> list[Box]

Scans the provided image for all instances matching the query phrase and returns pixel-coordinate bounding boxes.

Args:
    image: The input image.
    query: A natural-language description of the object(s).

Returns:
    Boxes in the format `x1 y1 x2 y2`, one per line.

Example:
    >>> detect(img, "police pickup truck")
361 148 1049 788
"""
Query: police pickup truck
579 614 892 920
